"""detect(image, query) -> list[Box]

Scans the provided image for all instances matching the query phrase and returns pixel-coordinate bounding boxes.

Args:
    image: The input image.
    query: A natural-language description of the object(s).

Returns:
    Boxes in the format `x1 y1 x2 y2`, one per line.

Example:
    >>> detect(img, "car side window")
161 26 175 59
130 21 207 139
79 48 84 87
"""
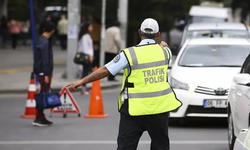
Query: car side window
241 53 250 74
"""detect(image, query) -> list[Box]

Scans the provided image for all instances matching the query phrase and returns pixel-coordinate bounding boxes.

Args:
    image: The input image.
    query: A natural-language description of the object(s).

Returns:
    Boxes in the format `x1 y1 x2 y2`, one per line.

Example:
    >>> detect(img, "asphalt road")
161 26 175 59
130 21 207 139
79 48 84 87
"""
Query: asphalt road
0 88 229 150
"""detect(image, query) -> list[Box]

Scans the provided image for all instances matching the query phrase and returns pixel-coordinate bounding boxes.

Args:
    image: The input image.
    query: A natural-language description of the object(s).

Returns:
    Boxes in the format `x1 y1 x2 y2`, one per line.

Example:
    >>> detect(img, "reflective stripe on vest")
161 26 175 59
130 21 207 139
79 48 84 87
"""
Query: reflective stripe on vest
129 47 169 70
119 44 182 116
129 88 173 98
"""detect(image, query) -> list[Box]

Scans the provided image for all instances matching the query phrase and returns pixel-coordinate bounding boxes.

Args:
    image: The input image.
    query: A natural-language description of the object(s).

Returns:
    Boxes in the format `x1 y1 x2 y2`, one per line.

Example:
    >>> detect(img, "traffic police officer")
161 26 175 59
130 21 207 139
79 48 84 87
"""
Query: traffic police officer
67 18 182 150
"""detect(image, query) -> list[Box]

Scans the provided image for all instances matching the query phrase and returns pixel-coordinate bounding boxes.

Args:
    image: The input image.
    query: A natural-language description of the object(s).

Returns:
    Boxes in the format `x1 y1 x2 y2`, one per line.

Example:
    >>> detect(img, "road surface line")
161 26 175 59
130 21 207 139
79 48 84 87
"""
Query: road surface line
0 60 65 74
0 69 20 74
0 140 227 145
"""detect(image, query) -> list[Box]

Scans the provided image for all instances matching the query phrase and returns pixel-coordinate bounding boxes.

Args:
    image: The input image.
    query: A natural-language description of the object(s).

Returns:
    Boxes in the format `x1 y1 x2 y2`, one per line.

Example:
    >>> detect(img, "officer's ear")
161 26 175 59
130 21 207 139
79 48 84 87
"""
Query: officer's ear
155 32 160 39
138 29 142 37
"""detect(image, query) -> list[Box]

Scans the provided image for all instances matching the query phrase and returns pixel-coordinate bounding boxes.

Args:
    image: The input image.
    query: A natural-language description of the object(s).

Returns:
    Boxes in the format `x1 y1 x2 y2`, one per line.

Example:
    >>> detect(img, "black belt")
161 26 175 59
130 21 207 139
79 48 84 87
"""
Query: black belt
125 82 134 88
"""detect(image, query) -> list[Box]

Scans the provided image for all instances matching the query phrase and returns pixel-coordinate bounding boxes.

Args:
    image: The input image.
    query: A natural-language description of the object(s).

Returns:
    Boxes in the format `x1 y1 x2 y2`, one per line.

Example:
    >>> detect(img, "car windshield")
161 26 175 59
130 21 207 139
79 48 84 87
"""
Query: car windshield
179 45 250 67
186 30 248 39
192 16 226 23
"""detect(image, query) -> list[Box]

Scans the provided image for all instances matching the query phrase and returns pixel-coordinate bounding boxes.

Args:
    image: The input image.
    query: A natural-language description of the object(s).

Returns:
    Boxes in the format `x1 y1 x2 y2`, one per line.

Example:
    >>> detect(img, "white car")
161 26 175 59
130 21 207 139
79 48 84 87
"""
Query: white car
189 6 230 23
228 53 250 150
169 38 250 119
181 23 250 46
233 128 250 150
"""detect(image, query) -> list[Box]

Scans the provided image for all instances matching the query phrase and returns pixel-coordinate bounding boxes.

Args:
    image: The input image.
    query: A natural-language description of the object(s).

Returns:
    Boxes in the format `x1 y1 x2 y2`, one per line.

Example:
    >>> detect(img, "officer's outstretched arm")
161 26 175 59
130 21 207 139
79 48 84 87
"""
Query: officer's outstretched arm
66 66 111 91
81 66 111 84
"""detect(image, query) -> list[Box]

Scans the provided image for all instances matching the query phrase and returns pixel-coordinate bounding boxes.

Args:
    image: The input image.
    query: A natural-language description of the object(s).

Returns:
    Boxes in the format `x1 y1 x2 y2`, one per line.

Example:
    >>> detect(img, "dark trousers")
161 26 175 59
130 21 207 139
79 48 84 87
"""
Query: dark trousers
22 32 28 46
11 34 18 49
82 62 91 87
36 75 52 119
118 101 170 150
105 52 117 81
92 42 100 68
93 50 100 68
59 35 67 50
1 29 8 46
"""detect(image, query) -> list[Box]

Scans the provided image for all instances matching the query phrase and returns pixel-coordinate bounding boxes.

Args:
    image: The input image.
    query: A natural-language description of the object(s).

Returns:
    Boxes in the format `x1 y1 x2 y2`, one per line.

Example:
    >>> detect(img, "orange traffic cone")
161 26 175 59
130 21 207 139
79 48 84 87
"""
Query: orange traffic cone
84 67 109 118
21 72 36 118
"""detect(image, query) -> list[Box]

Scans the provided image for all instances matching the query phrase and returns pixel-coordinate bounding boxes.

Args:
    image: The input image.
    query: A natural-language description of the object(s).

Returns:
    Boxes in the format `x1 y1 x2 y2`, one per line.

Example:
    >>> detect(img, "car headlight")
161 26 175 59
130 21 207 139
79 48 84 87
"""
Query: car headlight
170 77 197 92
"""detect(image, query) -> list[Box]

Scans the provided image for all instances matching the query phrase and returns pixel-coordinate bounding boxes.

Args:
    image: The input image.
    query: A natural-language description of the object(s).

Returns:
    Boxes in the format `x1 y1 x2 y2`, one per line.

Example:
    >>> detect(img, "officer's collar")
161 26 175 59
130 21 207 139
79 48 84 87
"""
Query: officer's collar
138 39 156 46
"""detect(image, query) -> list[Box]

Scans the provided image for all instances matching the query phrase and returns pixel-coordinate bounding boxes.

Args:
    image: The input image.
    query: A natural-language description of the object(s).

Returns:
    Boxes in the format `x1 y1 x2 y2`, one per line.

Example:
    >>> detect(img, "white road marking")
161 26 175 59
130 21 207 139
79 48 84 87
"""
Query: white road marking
0 140 227 145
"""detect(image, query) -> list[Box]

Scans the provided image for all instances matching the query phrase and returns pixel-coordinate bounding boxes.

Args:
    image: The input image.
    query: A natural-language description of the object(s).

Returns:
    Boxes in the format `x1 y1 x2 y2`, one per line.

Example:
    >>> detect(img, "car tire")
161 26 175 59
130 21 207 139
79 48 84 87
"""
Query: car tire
228 110 236 150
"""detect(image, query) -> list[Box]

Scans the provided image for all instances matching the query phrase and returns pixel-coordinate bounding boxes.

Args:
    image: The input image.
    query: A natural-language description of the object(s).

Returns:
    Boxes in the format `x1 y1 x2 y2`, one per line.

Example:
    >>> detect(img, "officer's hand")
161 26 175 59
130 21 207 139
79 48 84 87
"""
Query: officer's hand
160 41 169 47
66 80 82 91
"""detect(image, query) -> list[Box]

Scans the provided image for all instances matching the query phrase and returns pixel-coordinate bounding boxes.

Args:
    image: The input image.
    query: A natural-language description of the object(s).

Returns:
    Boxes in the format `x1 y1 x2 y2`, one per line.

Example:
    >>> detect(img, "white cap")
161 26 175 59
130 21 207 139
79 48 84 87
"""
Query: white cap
140 18 159 34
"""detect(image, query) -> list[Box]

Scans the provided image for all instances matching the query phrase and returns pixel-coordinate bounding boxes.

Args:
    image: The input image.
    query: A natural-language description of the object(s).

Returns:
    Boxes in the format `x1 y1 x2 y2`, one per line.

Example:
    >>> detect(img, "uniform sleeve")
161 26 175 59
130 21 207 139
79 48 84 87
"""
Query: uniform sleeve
105 52 128 75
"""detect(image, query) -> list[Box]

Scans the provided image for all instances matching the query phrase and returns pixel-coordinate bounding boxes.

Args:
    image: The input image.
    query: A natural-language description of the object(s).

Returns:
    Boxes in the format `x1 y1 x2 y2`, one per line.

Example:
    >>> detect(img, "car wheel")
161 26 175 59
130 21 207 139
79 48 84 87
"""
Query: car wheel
228 111 236 150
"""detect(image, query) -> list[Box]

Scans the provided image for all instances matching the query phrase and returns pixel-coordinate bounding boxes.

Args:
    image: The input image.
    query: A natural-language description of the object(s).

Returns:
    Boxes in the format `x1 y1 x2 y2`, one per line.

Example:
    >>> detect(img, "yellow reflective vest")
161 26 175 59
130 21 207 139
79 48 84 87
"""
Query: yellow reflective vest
118 44 182 116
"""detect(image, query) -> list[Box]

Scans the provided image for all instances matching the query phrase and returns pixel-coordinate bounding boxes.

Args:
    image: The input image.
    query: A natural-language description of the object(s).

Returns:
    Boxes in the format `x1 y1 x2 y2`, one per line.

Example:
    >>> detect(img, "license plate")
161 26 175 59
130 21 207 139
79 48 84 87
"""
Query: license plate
203 99 227 108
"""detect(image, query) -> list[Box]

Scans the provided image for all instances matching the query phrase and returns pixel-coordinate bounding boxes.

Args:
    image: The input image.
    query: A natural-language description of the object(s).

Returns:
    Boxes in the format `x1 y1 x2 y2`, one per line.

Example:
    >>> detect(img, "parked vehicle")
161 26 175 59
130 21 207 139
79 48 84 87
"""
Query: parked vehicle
181 22 250 48
170 38 250 120
189 6 230 23
233 128 250 150
169 5 232 55
228 51 250 150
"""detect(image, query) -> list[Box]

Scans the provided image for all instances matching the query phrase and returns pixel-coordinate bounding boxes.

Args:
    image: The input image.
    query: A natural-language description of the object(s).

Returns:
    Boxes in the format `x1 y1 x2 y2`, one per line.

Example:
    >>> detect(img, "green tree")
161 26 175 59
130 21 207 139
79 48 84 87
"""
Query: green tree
127 0 199 46
9 0 200 46
80 0 118 26
231 0 250 21
8 1 29 20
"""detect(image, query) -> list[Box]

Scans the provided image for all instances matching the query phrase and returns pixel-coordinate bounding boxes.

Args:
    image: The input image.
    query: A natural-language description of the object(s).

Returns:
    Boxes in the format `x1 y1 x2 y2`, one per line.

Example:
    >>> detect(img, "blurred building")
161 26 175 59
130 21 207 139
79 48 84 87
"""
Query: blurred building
0 0 8 18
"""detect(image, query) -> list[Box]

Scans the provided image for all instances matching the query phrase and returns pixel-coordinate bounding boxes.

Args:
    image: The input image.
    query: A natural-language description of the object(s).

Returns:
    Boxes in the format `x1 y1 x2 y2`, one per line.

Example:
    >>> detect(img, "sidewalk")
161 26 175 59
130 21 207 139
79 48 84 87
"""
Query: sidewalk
0 46 122 94
0 68 123 94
